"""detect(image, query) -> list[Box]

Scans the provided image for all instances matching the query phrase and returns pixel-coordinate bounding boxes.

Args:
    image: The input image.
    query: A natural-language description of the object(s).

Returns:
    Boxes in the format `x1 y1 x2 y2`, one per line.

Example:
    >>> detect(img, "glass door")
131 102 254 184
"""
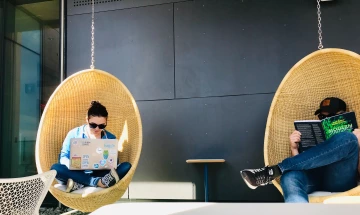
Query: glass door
3 4 41 177
1 0 60 179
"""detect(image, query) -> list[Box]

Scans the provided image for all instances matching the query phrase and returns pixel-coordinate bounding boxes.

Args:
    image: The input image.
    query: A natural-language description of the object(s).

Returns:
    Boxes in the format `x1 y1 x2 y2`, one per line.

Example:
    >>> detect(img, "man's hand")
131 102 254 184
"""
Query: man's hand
353 129 360 176
289 130 301 156
352 129 360 143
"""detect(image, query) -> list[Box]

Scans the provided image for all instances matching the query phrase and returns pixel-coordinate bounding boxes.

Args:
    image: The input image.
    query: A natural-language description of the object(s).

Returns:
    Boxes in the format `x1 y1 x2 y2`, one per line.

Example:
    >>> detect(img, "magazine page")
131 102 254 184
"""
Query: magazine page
294 120 325 152
321 112 358 139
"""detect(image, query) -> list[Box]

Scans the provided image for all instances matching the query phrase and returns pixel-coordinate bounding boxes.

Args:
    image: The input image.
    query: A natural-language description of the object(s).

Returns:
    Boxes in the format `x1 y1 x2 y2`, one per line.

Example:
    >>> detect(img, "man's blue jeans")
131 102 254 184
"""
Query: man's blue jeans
278 132 359 203
51 162 132 187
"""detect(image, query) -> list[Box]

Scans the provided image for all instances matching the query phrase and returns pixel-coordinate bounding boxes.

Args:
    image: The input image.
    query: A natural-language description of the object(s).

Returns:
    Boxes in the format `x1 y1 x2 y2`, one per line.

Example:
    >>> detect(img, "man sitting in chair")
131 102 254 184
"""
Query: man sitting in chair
240 97 360 203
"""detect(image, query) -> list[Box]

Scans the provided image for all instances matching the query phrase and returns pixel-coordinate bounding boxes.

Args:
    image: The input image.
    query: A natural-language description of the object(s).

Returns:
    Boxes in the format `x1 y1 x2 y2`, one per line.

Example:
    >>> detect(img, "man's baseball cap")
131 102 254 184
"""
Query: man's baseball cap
314 97 347 115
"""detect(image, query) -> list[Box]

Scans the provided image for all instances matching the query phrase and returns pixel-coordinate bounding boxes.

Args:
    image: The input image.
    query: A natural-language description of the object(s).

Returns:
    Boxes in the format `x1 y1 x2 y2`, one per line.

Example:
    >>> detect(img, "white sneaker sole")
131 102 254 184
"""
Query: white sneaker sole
240 171 274 188
240 171 258 190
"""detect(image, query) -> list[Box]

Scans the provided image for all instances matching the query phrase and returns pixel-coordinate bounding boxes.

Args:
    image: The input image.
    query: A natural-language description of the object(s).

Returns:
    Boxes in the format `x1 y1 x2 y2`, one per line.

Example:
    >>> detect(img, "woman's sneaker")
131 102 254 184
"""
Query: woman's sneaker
65 179 85 193
101 168 119 187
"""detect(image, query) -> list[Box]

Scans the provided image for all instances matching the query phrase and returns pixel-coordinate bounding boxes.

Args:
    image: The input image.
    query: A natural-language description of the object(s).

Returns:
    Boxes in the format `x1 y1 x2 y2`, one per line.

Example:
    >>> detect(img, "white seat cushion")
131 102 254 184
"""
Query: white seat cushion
54 184 105 196
308 182 360 197
308 191 340 197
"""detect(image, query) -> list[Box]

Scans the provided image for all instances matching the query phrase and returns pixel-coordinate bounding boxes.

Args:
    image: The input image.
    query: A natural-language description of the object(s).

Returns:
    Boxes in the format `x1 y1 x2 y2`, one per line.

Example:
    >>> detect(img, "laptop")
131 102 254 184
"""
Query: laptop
69 138 119 170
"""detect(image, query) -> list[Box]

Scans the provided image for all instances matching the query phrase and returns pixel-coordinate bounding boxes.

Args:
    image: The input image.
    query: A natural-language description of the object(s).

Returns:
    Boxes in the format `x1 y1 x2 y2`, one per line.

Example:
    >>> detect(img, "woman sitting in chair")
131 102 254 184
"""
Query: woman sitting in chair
51 101 131 192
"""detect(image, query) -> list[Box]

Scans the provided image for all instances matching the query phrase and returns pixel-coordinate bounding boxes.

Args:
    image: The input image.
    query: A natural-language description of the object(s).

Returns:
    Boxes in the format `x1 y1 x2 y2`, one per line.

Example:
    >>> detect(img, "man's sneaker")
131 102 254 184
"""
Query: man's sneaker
65 179 85 193
101 168 119 187
240 166 277 189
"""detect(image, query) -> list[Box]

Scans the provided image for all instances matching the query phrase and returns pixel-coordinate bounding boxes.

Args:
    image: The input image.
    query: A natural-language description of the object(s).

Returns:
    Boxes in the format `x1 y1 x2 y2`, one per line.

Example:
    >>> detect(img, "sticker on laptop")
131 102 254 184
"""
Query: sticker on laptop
100 159 106 166
93 163 99 169
108 158 114 163
103 150 109 159
110 149 117 155
71 157 81 169
82 154 90 159
81 140 90 146
104 143 115 149
96 147 103 154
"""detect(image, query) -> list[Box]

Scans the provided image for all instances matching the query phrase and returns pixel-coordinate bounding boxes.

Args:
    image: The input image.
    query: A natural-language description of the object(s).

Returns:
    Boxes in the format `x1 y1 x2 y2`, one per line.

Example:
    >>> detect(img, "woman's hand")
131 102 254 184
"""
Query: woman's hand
289 130 301 156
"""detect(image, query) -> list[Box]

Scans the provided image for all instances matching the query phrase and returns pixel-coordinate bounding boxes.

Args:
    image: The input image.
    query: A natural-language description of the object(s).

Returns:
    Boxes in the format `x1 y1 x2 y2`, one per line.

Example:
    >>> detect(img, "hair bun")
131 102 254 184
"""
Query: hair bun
87 100 108 118
90 100 101 107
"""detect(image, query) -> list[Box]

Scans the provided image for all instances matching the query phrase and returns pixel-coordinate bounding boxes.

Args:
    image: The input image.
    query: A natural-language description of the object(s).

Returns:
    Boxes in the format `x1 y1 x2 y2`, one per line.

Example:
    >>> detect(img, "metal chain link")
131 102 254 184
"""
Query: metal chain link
317 0 323 50
90 0 95 69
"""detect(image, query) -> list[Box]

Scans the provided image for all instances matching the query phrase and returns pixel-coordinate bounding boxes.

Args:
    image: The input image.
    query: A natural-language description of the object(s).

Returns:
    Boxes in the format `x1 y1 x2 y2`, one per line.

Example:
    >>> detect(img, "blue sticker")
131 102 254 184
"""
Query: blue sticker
93 163 99 169
100 159 106 166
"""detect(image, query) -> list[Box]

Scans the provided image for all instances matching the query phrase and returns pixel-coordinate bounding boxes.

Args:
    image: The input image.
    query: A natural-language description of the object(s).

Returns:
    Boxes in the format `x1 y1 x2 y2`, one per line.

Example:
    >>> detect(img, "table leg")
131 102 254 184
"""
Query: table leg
204 163 208 202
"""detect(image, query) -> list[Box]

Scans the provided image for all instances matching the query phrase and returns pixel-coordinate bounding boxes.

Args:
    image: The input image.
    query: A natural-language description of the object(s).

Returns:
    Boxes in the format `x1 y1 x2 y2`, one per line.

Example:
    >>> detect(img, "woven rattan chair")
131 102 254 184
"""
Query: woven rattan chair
0 170 56 215
35 69 142 212
264 48 360 203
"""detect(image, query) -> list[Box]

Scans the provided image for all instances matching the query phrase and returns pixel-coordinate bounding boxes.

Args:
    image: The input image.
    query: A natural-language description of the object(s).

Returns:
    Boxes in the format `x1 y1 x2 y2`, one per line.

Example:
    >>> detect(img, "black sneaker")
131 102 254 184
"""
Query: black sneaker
65 179 85 193
101 168 120 187
240 166 277 189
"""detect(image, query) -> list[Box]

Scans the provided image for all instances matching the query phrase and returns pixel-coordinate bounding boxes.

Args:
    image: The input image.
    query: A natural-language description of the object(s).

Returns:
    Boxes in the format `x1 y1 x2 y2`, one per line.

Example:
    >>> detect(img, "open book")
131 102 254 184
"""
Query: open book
294 112 358 153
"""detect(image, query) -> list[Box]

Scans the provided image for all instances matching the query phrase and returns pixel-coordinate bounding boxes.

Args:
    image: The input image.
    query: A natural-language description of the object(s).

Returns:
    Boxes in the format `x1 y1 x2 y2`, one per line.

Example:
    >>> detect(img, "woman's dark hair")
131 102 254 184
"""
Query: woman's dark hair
87 101 108 118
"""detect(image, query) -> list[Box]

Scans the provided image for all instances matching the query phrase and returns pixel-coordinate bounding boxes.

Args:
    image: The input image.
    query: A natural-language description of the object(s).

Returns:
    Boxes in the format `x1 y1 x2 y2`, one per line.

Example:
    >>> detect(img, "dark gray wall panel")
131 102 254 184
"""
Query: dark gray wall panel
320 1 360 51
174 0 360 98
67 4 174 100
67 0 190 15
134 94 283 201
66 0 360 202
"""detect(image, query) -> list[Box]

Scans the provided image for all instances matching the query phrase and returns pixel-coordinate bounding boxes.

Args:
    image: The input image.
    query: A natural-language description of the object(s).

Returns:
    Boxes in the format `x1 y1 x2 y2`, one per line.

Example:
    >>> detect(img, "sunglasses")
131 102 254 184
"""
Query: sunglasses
89 122 107 129
317 113 337 120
